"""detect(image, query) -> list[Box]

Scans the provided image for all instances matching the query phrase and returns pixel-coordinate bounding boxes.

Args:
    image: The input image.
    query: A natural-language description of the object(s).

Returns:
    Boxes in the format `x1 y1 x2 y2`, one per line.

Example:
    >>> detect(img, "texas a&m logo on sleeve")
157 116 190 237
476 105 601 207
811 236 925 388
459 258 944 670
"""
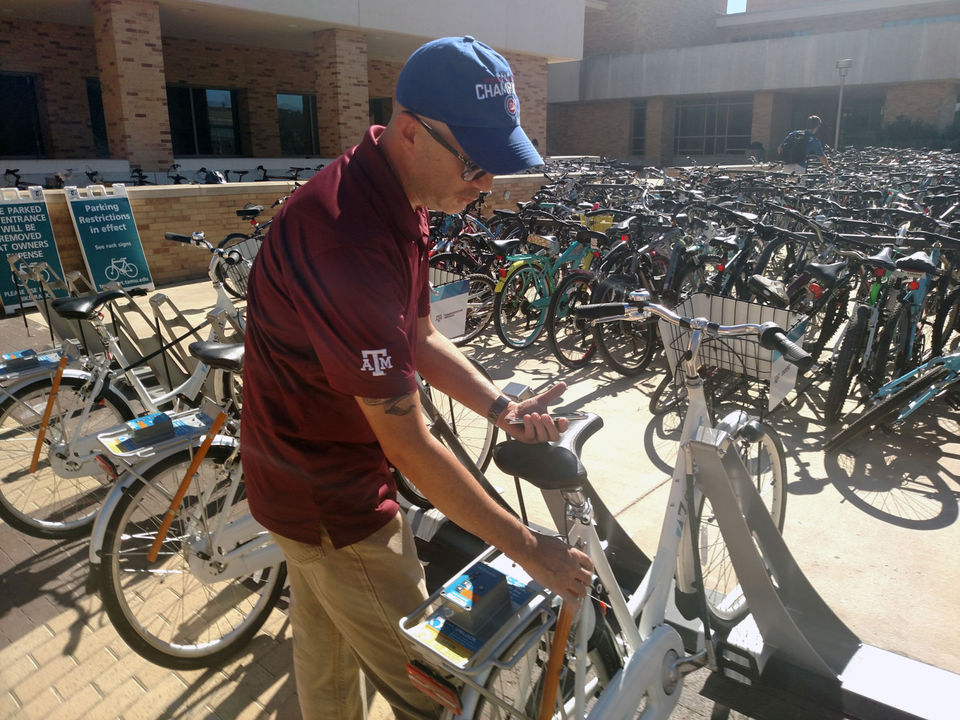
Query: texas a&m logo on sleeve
360 349 393 377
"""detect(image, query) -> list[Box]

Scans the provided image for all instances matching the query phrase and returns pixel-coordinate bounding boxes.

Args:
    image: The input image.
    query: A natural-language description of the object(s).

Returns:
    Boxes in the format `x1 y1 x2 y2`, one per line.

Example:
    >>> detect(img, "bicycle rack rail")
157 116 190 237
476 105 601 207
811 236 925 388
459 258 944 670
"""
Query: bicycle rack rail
690 430 960 720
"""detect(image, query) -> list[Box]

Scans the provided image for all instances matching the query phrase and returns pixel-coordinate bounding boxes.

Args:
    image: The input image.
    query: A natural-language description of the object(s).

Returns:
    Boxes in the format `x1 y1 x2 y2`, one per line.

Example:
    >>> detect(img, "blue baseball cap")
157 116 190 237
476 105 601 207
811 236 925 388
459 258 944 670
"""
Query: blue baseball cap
396 36 543 175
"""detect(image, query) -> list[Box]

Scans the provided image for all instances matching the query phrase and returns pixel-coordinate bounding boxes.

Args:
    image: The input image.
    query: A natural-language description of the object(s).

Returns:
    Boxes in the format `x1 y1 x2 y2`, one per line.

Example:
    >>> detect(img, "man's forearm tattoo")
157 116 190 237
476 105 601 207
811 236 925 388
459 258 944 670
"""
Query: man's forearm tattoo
362 395 416 417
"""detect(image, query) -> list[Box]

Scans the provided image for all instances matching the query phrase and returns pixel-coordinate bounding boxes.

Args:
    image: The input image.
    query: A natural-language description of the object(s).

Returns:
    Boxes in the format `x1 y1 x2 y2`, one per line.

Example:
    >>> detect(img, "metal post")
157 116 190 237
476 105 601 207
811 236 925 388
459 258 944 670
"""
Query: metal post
834 59 852 149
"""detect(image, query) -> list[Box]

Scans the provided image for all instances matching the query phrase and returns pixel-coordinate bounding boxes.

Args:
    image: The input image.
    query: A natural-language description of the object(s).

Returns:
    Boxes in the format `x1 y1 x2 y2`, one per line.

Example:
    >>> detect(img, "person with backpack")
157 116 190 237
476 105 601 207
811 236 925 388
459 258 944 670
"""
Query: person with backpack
778 114 833 174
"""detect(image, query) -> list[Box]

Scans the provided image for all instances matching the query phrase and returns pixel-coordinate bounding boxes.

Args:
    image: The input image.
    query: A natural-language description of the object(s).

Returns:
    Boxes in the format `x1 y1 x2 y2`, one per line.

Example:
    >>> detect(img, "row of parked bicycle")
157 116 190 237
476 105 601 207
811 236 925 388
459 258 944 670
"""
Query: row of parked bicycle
426 149 960 447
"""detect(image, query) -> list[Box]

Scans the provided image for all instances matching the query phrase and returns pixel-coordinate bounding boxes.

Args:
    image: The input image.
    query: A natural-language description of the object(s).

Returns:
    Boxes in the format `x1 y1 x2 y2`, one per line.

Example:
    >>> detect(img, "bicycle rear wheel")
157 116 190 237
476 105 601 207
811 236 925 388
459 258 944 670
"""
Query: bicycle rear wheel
685 420 787 633
494 264 548 349
0 375 135 539
99 444 286 669
823 304 869 424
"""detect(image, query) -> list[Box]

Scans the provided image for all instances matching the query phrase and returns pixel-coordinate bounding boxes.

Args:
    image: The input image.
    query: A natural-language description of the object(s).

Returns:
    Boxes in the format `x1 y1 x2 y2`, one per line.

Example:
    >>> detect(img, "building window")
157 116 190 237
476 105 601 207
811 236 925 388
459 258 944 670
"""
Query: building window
674 96 753 156
86 78 109 158
278 93 318 156
631 101 646 155
0 74 44 158
167 86 241 156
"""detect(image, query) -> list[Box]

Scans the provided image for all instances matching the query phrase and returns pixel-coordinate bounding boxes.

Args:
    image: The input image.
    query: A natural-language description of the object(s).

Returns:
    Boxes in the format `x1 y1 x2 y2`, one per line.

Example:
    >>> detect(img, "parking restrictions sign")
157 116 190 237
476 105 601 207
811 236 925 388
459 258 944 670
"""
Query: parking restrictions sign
0 186 68 313
65 184 154 292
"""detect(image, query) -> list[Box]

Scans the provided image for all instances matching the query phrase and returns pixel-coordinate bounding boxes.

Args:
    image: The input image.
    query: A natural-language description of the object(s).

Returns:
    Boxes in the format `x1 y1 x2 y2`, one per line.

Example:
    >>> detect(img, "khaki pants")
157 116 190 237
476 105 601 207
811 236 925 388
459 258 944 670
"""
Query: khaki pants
271 513 442 720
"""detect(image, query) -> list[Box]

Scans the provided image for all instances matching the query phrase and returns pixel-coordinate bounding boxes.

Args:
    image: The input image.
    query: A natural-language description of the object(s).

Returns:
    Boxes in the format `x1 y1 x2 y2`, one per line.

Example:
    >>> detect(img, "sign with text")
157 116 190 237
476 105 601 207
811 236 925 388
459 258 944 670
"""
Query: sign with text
65 184 153 292
0 186 68 313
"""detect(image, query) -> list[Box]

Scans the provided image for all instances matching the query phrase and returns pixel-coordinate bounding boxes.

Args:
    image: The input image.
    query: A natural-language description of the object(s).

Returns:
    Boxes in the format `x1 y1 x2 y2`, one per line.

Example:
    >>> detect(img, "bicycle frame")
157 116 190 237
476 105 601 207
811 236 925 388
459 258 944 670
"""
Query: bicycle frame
869 351 960 425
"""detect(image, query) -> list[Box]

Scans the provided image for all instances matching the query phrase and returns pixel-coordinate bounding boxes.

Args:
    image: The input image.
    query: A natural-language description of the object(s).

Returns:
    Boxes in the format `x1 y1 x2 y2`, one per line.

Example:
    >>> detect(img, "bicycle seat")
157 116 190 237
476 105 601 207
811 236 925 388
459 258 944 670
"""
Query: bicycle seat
861 246 897 271
492 413 603 492
236 204 263 220
805 261 847 286
188 341 244 373
896 251 939 275
51 289 128 319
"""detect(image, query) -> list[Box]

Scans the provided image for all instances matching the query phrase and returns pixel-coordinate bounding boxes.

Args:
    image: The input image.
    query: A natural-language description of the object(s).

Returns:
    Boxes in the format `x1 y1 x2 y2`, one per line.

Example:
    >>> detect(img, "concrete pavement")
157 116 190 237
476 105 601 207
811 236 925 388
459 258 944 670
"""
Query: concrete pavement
1 278 959 719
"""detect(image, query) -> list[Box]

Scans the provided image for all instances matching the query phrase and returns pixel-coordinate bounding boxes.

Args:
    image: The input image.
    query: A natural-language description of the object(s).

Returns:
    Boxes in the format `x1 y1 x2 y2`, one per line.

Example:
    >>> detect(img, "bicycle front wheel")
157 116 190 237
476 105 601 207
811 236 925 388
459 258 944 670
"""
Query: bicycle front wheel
688 420 787 632
547 270 597 368
0 375 135 539
396 358 498 509
592 273 657 376
494 264 549 349
99 444 286 669
216 233 260 299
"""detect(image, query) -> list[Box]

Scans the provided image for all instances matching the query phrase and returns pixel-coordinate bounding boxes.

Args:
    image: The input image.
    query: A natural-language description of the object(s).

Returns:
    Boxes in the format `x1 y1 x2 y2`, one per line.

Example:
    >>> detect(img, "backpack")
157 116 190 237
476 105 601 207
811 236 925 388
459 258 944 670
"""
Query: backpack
779 130 810 164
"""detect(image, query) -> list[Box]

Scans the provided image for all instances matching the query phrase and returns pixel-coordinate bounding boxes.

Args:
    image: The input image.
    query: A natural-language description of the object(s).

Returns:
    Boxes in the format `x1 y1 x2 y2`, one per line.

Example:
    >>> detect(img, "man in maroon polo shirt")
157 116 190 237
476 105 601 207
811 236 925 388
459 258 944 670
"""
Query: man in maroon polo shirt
241 36 593 720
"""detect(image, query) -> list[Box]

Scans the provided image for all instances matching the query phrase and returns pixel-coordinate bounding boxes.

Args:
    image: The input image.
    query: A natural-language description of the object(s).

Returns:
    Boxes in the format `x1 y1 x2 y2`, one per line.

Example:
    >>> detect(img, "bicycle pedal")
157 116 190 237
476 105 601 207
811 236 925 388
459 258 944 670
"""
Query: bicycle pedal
715 640 761 685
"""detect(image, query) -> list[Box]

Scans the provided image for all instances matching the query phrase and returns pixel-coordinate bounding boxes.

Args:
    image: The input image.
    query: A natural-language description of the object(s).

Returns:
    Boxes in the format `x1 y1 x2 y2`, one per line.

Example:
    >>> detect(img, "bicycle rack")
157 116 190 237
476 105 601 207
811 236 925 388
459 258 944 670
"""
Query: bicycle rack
688 430 960 720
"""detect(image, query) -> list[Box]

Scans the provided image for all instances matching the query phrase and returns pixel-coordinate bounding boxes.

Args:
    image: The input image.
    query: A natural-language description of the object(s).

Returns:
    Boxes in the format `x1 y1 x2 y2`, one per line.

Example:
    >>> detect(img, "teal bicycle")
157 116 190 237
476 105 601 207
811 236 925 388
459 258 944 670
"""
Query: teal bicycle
825 347 960 450
492 219 609 349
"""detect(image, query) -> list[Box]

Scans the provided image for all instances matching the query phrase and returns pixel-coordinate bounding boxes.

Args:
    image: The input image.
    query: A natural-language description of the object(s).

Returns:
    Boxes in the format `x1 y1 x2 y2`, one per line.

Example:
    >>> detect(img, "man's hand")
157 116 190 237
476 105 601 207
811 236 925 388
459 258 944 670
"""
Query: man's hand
500 382 568 443
517 532 594 604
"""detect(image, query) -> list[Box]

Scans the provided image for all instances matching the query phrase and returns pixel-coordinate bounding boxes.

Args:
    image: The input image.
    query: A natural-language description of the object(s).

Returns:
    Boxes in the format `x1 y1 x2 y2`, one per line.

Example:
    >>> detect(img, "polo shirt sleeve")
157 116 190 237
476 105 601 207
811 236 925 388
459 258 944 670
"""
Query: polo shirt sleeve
290 244 419 400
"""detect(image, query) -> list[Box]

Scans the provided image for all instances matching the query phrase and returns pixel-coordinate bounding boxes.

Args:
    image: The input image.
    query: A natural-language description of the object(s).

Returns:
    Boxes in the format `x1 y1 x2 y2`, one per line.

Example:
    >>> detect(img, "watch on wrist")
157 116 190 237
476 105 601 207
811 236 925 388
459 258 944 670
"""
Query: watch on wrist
486 394 511 423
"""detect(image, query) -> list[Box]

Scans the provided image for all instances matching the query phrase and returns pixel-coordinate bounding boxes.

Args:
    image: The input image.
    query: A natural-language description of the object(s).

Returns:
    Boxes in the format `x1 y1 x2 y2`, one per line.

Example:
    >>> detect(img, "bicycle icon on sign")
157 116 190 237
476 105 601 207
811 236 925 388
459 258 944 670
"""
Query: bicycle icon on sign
104 257 139 282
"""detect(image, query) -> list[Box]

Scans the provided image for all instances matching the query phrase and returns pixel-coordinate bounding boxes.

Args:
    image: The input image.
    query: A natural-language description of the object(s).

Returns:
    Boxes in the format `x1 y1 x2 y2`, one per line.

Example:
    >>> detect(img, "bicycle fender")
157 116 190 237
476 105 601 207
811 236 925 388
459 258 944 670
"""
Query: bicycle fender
87 434 239 567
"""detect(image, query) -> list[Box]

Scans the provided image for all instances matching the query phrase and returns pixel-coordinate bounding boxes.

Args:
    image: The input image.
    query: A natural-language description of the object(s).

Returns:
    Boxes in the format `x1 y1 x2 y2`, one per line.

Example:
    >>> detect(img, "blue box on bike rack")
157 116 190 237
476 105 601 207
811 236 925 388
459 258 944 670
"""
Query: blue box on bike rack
1 349 40 371
440 562 513 635
128 412 175 444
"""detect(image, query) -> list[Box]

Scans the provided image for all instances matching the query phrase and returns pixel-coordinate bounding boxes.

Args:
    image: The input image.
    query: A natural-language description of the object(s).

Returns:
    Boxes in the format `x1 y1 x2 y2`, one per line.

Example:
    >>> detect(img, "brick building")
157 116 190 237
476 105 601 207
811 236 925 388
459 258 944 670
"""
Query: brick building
0 0 585 186
549 0 960 164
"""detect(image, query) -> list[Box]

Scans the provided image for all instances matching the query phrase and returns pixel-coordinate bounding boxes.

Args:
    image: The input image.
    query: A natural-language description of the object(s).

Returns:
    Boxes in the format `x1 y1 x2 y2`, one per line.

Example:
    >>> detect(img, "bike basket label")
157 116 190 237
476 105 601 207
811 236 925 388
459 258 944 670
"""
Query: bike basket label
0 186 68 313
66 183 154 292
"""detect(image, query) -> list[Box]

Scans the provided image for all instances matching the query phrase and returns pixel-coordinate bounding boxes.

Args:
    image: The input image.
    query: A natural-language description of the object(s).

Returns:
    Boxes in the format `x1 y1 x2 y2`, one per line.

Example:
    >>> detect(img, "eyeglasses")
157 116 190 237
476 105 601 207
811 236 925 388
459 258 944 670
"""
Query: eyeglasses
405 111 487 182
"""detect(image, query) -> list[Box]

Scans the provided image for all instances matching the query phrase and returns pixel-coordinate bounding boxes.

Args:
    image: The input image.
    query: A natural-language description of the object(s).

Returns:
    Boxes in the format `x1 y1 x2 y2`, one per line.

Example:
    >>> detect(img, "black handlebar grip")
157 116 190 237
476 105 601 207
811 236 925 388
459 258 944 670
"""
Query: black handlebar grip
164 232 193 243
573 303 626 319
758 322 814 373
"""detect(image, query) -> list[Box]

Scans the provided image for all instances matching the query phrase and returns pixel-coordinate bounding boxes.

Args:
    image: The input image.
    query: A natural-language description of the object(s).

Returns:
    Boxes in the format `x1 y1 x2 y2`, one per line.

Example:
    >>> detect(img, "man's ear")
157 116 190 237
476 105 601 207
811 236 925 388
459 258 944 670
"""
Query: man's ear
395 111 419 148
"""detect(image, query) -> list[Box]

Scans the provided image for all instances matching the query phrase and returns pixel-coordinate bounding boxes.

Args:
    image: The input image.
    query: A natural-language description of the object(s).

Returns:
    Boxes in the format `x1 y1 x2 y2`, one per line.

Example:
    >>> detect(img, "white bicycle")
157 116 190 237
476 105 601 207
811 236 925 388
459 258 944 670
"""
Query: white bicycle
399 290 812 719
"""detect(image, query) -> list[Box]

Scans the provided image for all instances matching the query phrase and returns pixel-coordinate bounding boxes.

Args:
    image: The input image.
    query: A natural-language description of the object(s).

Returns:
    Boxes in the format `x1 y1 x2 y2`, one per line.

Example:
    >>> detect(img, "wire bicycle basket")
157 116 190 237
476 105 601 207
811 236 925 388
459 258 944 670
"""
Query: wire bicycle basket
658 293 807 414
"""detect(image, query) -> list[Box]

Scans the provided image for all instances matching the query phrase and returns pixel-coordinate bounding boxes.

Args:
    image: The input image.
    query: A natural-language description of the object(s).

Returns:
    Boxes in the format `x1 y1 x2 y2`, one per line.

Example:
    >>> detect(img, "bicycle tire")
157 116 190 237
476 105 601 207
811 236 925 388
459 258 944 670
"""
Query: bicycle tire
825 364 951 452
869 304 913 391
0 375 135 539
823 304 870 425
473 597 621 719
395 358 499 510
691 420 787 632
931 285 960 358
493 263 548 349
216 232 260 298
547 270 598 368
443 273 496 346
648 366 687 416
99 444 286 669
802 287 848 361
591 273 657 376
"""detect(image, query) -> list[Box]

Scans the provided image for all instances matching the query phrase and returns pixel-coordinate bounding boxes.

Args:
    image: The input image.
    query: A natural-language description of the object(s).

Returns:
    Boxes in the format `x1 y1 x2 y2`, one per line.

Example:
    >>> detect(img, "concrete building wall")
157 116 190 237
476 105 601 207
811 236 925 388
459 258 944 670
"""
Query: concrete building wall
884 81 960 127
546 101 633 158
584 0 724 56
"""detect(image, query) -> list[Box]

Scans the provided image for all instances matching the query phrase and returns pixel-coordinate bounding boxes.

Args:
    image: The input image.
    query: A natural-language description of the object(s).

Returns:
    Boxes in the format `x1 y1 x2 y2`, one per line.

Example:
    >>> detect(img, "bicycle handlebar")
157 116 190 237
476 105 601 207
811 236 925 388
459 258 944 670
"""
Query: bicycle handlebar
575 294 814 373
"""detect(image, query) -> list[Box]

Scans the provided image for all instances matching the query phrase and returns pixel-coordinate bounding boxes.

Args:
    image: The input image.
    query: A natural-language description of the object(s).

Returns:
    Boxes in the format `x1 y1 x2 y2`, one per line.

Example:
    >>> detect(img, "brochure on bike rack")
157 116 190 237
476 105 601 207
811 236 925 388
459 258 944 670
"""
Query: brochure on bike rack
404 552 550 670
97 405 216 459
65 183 154 293
0 348 61 374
